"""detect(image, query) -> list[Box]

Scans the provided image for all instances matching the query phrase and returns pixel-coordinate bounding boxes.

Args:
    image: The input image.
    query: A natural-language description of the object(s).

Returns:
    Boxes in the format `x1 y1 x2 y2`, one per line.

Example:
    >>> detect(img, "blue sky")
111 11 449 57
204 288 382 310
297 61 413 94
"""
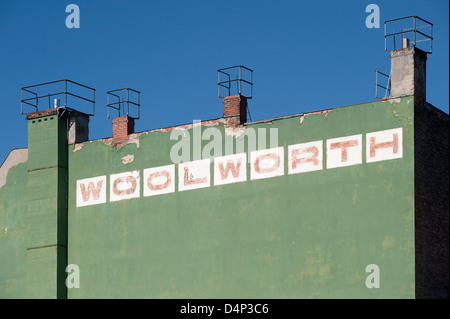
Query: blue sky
0 0 448 163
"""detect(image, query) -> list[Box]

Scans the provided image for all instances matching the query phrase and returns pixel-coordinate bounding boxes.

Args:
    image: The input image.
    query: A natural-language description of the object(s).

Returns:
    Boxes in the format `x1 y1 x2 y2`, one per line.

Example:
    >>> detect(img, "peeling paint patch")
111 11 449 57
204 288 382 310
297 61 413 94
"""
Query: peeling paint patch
72 143 84 153
388 98 401 104
102 133 141 149
0 148 28 189
102 119 223 149
170 127 189 138
299 109 332 125
157 119 220 133
127 134 140 148
220 117 246 138
225 125 245 138
310 109 332 116
121 154 135 164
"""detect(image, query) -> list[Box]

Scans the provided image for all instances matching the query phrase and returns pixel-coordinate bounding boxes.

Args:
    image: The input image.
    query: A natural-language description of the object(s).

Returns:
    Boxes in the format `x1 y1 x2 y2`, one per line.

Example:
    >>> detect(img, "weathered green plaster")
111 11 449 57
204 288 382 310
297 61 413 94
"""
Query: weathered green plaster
26 114 67 299
66 97 415 298
0 97 416 298
0 161 29 298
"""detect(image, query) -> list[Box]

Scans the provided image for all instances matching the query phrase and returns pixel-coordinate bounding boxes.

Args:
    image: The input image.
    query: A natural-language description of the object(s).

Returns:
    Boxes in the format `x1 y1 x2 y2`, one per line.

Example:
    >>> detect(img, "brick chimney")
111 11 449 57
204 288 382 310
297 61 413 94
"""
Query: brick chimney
223 94 247 124
113 116 135 142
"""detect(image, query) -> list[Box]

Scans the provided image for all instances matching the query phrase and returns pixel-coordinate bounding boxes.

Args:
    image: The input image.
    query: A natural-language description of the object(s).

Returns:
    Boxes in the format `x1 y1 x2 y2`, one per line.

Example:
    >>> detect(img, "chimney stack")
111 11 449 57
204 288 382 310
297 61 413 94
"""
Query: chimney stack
113 116 135 142
68 112 89 144
223 94 247 125
107 88 141 142
384 16 432 103
389 46 427 102
218 66 253 125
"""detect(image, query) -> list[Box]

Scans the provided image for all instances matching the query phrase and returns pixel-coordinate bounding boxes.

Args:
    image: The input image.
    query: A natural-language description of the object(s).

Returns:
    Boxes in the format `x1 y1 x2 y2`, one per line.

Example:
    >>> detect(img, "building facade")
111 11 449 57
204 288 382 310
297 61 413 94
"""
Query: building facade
0 47 448 299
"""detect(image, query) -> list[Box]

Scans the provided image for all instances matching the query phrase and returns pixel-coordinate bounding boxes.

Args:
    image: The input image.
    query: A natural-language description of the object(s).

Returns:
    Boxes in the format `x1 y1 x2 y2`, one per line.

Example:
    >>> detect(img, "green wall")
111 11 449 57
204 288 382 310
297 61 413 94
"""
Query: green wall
0 97 415 298
0 113 67 298
67 97 415 298
0 161 28 297
26 114 68 299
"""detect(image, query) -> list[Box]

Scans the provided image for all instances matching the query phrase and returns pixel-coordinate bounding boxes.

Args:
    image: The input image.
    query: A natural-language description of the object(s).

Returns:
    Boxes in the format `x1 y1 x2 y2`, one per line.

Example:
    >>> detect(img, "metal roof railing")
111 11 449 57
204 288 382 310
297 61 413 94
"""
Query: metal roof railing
218 65 253 99
375 70 391 99
21 79 96 115
384 16 433 53
107 88 141 119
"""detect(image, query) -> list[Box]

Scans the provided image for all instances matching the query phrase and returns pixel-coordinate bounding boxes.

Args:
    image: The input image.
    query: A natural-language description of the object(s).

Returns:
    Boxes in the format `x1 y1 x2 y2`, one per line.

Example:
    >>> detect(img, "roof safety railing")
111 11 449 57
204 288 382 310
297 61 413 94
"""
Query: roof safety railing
106 88 141 119
384 16 433 53
375 70 391 99
218 65 253 99
21 79 96 115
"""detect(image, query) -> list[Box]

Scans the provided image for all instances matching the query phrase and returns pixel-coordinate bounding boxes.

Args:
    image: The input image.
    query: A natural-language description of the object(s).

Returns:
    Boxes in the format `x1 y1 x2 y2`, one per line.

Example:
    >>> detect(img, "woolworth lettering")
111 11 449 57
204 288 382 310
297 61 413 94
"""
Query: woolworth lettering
76 128 403 207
